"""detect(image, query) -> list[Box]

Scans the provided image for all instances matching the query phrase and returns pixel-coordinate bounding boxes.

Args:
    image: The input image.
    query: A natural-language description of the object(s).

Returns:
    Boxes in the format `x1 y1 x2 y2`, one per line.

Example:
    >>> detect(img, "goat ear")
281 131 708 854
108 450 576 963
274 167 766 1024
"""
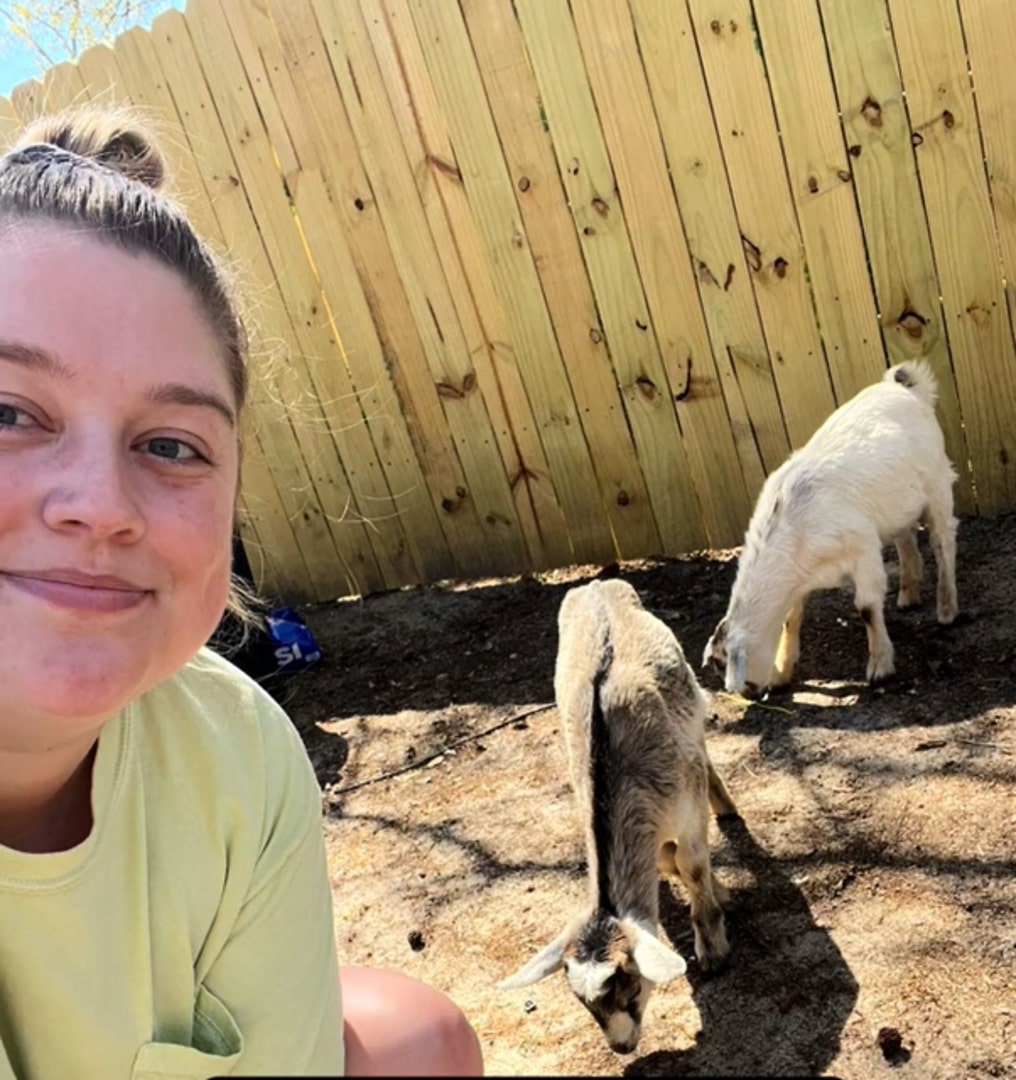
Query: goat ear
497 927 571 989
630 926 687 984
725 645 747 694
702 617 728 668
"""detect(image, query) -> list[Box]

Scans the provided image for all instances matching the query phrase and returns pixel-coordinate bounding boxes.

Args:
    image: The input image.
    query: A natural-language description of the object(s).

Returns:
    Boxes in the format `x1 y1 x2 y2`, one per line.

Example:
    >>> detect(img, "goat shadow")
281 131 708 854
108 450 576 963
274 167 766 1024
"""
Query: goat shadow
626 816 858 1077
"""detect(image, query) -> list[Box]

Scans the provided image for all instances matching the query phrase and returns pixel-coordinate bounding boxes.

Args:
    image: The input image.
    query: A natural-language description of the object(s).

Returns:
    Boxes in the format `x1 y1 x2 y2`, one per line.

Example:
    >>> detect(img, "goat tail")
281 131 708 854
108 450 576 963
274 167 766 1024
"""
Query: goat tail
887 359 938 406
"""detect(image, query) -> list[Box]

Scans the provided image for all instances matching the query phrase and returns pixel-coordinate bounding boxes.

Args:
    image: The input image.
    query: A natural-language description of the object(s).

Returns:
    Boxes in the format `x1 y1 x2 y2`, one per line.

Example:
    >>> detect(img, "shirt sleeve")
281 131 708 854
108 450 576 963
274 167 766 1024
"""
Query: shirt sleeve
199 693 345 1077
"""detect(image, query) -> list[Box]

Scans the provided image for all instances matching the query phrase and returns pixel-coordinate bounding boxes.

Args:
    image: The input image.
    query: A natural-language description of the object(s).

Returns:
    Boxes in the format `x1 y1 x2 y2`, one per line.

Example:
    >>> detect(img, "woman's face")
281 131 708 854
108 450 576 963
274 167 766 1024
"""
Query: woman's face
0 224 239 743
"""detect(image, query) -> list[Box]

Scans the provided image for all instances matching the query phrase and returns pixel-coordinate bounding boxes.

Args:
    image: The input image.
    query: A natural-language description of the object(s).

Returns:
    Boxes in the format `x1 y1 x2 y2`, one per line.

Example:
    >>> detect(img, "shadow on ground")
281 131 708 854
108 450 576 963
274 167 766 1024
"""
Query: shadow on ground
280 515 1016 738
626 817 859 1077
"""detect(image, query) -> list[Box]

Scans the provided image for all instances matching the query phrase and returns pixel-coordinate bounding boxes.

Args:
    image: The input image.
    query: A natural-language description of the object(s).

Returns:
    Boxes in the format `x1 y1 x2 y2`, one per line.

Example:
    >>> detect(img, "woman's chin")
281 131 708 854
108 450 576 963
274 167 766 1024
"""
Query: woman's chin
7 648 167 728
18 680 140 727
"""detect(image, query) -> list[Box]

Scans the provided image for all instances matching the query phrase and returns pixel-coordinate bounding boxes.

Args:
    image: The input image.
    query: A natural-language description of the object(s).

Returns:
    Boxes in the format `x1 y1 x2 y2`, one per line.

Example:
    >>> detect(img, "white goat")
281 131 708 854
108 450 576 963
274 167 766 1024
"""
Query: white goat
703 360 958 695
499 578 737 1054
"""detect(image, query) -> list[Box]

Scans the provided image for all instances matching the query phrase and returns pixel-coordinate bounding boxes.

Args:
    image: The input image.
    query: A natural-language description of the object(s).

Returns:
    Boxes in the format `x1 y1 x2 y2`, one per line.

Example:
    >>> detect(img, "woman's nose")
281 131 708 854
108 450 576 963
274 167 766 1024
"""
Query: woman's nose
41 438 146 542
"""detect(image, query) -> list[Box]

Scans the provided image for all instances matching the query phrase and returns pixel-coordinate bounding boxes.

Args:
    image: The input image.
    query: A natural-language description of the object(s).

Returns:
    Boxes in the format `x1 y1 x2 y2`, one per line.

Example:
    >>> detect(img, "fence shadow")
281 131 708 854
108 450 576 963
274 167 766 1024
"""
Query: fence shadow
626 816 858 1077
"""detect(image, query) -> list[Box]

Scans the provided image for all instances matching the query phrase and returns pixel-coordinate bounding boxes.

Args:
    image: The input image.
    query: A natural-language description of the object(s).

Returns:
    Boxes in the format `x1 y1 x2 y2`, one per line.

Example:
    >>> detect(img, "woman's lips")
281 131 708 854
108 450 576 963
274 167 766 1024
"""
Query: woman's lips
1 570 151 613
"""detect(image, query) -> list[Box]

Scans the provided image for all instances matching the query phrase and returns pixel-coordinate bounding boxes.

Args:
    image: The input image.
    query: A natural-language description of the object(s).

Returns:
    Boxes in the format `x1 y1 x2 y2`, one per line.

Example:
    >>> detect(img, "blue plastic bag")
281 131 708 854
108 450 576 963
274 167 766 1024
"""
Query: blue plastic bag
264 606 322 674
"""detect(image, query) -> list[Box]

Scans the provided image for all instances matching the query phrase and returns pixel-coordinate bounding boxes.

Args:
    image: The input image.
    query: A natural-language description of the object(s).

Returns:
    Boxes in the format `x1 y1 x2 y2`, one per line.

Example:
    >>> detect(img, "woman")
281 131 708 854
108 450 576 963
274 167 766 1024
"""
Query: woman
0 107 483 1078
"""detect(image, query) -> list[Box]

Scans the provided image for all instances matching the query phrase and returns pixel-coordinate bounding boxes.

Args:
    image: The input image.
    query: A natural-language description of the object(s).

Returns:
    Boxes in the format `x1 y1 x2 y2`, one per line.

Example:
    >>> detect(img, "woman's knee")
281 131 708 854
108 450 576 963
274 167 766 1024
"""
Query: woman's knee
340 965 483 1076
424 992 483 1076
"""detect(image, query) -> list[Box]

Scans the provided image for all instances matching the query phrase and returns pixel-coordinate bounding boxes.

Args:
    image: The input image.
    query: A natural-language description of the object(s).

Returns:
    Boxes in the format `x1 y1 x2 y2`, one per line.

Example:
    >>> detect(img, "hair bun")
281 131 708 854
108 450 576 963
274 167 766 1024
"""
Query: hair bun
13 106 166 191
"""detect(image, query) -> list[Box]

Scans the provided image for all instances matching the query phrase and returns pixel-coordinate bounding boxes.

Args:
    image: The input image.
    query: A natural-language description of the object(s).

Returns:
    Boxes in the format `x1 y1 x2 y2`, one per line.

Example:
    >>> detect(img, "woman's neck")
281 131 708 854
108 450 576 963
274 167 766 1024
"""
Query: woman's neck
0 733 100 853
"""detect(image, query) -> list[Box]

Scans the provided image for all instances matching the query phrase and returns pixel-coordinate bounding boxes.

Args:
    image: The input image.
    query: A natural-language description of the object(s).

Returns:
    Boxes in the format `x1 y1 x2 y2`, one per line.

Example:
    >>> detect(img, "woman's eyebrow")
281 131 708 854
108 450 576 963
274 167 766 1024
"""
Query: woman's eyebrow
0 342 236 428
0 341 76 379
146 383 236 428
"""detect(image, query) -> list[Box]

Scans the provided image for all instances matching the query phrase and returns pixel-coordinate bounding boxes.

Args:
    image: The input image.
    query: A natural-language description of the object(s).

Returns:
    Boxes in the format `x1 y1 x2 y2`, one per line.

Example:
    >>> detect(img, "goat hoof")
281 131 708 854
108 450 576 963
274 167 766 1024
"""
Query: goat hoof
867 657 896 685
693 921 731 975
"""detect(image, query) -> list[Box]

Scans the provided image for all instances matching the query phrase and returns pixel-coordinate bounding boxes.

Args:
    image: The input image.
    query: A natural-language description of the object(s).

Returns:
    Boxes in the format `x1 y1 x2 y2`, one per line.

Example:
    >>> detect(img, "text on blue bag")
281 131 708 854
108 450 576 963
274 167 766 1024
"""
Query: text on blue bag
264 607 322 673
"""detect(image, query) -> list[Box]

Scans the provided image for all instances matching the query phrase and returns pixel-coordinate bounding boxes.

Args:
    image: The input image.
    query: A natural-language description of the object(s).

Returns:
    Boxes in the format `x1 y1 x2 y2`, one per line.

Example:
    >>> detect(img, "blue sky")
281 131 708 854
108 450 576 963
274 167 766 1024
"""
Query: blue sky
0 2 183 98
0 50 41 97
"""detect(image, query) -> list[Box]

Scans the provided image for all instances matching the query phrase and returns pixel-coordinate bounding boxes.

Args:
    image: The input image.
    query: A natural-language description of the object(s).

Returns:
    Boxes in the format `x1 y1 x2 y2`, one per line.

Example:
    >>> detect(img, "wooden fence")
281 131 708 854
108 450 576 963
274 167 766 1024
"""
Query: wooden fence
4 0 1016 602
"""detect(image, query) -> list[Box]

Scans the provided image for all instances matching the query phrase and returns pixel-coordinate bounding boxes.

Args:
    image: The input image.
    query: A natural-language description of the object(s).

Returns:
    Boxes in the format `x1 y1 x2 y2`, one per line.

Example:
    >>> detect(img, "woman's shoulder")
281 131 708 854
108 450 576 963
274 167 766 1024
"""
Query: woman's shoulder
145 645 289 731
132 647 319 816
115 653 327 973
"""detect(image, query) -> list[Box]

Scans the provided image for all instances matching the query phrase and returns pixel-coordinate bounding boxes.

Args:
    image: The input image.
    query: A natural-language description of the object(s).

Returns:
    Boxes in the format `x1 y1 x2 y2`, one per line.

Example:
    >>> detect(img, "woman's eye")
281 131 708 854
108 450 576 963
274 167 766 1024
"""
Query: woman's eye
143 436 204 462
0 402 32 428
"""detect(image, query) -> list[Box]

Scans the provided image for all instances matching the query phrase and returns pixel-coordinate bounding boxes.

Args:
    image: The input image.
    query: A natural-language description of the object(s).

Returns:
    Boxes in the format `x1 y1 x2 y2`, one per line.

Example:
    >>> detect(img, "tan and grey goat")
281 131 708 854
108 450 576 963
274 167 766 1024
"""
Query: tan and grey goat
499 578 737 1053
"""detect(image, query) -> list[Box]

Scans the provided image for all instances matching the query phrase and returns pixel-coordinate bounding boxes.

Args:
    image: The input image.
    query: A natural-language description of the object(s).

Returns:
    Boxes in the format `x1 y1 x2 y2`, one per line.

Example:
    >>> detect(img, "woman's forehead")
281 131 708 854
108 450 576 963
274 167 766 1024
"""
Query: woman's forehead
0 222 234 400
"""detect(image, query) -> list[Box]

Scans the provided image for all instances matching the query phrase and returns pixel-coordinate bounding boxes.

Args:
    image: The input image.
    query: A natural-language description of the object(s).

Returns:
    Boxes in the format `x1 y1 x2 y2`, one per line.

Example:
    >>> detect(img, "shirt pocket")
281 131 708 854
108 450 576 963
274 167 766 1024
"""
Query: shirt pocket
131 985 243 1079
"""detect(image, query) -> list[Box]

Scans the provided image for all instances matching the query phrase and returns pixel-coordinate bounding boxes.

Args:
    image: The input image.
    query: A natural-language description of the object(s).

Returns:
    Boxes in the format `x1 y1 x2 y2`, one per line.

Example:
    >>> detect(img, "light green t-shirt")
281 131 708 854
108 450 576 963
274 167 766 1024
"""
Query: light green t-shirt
0 647 345 1079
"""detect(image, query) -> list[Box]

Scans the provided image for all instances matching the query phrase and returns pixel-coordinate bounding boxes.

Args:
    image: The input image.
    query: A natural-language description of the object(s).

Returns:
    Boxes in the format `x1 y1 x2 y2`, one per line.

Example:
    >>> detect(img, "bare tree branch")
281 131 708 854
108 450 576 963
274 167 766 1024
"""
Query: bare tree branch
0 0 173 82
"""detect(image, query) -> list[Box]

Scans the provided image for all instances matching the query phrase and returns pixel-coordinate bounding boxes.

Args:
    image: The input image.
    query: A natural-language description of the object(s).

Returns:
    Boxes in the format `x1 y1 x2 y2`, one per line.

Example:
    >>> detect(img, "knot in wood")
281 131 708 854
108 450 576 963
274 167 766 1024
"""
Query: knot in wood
897 307 928 339
635 375 657 400
741 234 762 272
861 96 883 128
695 258 719 287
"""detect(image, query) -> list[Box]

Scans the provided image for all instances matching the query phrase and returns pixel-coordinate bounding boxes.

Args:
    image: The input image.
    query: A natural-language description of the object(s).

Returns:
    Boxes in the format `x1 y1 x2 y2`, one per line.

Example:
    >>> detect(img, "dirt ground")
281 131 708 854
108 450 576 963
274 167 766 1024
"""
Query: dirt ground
268 511 1015 1078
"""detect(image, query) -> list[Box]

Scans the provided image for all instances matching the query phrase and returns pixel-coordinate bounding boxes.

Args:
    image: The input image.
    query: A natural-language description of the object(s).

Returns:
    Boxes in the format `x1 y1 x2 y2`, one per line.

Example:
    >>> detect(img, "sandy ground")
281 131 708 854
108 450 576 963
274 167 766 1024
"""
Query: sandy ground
266 512 1015 1078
